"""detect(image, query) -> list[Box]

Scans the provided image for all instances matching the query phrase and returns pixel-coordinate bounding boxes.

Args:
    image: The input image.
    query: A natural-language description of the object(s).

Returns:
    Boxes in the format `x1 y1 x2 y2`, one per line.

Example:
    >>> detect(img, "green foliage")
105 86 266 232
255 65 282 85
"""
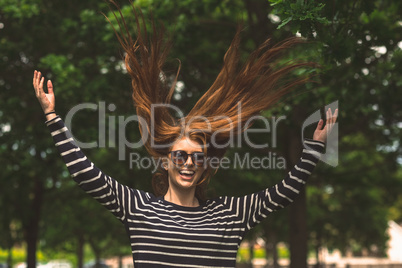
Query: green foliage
278 246 290 258
268 0 329 36
0 248 26 263
0 0 39 18
236 247 251 263
253 248 266 259
0 0 401 266
268 0 402 260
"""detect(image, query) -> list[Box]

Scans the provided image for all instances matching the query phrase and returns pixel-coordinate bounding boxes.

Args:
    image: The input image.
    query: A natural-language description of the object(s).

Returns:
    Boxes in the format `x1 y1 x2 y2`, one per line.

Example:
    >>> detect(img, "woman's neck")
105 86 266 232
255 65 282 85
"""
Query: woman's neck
164 188 199 207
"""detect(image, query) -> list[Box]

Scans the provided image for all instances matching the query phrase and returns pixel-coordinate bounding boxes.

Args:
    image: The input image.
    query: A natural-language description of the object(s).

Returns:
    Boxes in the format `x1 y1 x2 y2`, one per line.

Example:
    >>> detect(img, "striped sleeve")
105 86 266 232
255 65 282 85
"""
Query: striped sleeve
46 116 130 223
243 139 325 230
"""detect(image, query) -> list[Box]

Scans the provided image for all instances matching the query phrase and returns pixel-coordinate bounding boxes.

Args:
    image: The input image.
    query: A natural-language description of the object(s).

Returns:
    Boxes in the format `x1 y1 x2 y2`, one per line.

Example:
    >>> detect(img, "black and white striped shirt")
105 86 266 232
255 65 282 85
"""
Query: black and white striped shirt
47 116 324 268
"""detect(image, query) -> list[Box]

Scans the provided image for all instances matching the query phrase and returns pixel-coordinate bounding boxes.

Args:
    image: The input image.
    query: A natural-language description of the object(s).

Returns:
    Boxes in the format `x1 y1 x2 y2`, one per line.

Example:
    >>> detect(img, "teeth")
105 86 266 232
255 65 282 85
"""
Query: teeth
180 170 195 175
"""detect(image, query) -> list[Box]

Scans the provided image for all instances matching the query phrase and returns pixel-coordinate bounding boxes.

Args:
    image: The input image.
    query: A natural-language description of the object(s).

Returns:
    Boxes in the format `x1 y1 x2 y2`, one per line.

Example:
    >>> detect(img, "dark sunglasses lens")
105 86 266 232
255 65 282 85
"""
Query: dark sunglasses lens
192 153 205 166
172 151 187 165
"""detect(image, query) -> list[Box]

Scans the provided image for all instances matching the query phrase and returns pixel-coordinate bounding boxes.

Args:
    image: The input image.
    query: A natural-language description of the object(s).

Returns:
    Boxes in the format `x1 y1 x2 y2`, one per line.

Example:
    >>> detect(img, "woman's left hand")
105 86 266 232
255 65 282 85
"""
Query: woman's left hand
313 108 338 143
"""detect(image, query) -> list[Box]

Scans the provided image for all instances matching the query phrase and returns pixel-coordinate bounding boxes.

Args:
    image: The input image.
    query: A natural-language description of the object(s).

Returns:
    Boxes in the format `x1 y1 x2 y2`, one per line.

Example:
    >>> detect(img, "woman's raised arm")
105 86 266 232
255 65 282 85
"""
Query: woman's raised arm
32 70 132 223
33 70 56 121
240 108 338 230
313 108 338 143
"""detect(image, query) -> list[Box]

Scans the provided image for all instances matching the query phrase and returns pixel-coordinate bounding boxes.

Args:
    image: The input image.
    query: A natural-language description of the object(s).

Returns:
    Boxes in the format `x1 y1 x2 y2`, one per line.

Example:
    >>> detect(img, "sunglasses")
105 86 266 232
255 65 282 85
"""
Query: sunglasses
168 150 206 167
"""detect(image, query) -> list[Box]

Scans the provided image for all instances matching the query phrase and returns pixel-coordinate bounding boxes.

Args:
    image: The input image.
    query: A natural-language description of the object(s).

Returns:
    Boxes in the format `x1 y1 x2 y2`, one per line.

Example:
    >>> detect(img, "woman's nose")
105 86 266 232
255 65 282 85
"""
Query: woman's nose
184 155 194 166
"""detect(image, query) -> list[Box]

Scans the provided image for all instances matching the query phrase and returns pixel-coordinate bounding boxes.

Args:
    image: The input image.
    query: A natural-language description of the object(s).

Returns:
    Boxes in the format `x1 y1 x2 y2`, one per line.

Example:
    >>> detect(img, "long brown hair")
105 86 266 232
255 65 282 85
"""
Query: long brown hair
105 2 315 200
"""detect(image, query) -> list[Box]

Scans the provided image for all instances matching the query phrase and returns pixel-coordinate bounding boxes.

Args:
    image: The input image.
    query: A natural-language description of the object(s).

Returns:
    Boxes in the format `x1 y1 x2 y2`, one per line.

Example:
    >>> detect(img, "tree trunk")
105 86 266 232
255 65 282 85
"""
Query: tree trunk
263 221 280 268
287 123 308 268
89 240 102 268
272 240 279 268
25 178 44 268
289 188 308 268
315 245 320 268
26 231 37 268
315 230 322 268
77 235 85 268
247 239 254 268
6 245 12 268
243 0 274 45
4 222 13 268
95 253 101 268
118 255 123 268
266 233 279 268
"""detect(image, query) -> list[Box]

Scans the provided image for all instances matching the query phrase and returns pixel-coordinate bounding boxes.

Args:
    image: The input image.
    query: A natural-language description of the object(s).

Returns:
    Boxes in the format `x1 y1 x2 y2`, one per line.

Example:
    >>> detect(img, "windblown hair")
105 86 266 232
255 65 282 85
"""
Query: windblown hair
105 2 316 200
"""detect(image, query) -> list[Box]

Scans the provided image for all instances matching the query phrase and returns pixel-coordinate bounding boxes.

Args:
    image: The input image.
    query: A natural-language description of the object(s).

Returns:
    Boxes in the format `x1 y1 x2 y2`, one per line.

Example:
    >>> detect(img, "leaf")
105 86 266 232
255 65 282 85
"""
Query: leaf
277 16 293 29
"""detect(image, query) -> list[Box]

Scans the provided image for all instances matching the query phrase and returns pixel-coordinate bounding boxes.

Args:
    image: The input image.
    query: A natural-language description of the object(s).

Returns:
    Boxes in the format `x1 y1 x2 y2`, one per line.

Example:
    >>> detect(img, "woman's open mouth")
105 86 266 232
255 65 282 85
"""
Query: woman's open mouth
179 170 195 180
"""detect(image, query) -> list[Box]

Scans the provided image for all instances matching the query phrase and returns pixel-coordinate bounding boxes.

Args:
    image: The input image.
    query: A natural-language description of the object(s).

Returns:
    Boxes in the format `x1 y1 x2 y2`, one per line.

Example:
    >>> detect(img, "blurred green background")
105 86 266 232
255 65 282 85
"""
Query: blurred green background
0 0 401 267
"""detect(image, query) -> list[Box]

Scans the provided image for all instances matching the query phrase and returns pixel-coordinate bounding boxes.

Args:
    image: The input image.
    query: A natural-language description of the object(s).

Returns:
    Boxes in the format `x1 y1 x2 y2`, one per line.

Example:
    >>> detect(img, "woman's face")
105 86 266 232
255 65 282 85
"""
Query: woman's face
165 137 206 192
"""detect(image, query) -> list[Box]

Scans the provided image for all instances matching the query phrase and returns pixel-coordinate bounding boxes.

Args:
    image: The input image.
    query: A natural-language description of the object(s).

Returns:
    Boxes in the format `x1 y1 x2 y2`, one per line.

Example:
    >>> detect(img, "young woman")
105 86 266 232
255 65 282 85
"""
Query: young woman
33 6 338 268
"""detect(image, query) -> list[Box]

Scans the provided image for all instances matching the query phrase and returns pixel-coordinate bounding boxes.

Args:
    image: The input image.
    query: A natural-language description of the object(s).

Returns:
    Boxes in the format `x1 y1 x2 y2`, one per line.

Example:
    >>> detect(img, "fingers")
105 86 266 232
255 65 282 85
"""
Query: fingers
312 108 339 143
324 108 338 135
326 108 338 124
33 70 40 97
332 108 338 124
315 119 324 131
40 76 44 92
326 108 332 125
33 70 37 92
34 70 50 94
34 70 40 87
47 80 54 95
33 70 43 95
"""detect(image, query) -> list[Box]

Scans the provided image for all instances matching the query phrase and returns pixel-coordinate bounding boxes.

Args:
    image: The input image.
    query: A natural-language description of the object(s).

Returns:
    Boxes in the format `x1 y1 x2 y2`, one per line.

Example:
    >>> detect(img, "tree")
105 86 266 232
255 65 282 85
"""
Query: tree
269 0 402 267
0 1 136 266
1 0 401 267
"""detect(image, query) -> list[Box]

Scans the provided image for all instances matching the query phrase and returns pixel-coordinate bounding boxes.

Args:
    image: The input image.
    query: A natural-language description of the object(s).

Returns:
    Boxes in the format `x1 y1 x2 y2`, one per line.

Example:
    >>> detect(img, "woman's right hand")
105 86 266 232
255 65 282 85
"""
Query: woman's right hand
33 70 56 120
